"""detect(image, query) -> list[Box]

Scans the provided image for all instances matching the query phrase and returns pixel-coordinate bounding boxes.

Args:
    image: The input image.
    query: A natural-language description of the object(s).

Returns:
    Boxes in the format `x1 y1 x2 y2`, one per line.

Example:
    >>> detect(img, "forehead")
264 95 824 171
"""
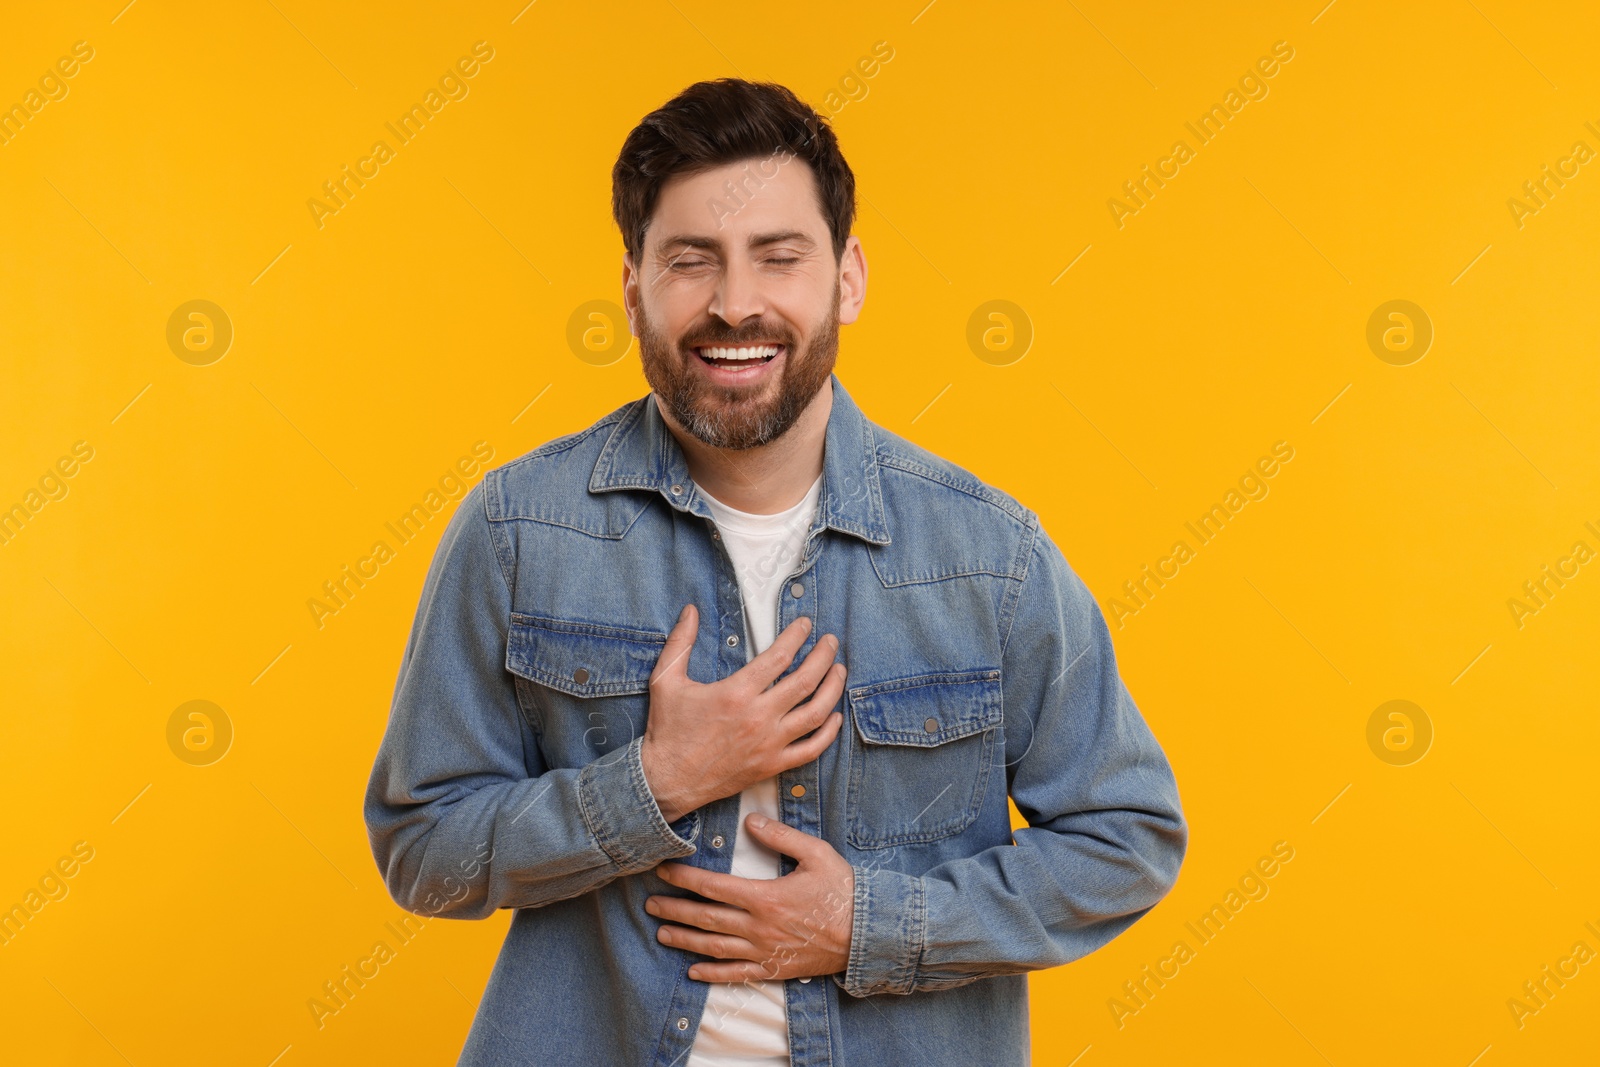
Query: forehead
648 156 826 250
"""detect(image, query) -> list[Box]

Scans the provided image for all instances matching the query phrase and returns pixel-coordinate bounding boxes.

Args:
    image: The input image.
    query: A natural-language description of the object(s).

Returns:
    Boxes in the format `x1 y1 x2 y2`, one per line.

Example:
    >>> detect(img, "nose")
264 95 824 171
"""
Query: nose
706 254 766 329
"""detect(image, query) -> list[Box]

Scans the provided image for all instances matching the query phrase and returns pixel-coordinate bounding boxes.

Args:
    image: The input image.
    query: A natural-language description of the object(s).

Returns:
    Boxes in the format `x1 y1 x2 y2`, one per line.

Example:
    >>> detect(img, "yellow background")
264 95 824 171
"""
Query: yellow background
3 0 1597 1063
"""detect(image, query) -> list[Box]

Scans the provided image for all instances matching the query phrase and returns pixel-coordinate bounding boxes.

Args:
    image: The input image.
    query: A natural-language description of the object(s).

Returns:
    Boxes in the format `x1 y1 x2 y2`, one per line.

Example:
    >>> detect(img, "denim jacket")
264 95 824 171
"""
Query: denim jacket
364 372 1187 1066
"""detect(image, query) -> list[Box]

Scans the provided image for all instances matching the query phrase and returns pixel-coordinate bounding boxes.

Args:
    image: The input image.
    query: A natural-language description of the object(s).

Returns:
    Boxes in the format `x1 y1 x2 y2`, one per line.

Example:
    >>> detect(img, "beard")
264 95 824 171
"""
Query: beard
636 277 840 451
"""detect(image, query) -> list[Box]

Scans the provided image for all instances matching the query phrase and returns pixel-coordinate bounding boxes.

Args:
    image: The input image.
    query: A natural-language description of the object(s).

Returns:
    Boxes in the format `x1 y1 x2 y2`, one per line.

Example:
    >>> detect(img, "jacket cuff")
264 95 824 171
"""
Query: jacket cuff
834 863 926 997
576 736 696 874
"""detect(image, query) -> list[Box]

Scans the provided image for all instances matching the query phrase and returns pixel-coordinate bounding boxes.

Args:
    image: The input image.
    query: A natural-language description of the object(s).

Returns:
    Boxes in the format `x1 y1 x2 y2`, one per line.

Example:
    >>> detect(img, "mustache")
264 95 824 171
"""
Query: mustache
682 328 794 349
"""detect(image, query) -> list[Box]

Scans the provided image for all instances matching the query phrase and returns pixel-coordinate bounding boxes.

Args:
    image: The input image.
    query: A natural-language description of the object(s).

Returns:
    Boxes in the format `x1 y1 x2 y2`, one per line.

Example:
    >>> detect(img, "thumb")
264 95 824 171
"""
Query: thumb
652 603 698 683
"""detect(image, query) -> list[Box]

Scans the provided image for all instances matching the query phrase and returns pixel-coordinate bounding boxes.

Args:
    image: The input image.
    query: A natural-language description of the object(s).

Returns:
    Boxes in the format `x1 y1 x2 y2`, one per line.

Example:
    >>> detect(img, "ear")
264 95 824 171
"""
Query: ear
836 235 867 326
621 251 640 335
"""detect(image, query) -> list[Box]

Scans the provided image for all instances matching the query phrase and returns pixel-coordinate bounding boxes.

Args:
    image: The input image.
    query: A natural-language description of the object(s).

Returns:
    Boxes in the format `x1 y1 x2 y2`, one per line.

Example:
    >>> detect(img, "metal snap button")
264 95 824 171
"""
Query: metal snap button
671 484 684 495
799 976 812 983
790 582 804 598
923 717 938 733
726 634 739 647
573 668 590 684
790 784 806 798
710 834 725 848
676 1016 689 1031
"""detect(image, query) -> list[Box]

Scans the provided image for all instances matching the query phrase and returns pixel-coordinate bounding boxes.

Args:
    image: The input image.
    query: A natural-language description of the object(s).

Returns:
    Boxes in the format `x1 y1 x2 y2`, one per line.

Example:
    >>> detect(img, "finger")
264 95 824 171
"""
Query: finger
650 603 699 684
733 613 813 692
689 959 786 983
656 862 764 910
645 894 751 937
741 811 828 863
777 711 843 768
779 661 847 742
764 631 843 707
656 923 760 961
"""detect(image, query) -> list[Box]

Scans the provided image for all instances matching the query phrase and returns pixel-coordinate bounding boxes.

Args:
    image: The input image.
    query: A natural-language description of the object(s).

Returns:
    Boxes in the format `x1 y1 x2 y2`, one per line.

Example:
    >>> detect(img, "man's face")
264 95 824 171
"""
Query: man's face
625 156 859 451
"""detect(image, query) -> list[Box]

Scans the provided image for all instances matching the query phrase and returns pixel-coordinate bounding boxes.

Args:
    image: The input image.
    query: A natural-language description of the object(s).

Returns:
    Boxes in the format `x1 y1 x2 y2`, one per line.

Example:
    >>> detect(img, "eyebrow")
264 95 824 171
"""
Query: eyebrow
655 229 817 254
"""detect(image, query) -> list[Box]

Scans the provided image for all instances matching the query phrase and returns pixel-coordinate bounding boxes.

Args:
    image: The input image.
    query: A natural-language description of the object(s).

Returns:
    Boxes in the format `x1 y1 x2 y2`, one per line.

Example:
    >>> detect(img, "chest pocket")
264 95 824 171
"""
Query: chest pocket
845 669 1003 849
505 613 665 762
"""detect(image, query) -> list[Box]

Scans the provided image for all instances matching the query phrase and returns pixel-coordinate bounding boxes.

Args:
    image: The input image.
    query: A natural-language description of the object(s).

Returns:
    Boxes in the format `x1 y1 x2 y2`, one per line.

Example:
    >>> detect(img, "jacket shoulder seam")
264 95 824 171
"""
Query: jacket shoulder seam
479 475 518 597
484 412 629 523
999 512 1042 658
874 445 1030 526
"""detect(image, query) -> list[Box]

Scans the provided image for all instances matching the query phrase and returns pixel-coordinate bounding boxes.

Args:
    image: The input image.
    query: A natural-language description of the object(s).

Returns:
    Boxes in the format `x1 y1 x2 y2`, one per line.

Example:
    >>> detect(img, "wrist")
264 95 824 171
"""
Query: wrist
639 736 694 822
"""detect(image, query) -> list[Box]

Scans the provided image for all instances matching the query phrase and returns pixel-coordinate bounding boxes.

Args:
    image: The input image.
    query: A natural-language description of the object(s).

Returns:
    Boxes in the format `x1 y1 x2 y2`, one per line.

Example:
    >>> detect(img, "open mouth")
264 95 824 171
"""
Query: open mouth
693 343 784 368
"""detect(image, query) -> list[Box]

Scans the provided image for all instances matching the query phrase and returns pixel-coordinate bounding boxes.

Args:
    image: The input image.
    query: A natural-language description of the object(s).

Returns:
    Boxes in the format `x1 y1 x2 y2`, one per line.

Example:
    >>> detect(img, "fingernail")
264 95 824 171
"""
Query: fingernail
748 813 768 829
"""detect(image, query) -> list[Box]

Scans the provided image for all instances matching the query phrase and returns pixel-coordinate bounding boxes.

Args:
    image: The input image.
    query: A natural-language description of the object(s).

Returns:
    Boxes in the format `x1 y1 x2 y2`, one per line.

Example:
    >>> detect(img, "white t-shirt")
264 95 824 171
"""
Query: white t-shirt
686 472 823 1067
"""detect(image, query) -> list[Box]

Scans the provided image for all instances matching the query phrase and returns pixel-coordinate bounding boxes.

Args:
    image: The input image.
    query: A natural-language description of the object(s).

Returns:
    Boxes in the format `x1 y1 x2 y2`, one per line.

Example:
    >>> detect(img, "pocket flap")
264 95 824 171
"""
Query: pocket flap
506 613 666 697
849 669 1002 746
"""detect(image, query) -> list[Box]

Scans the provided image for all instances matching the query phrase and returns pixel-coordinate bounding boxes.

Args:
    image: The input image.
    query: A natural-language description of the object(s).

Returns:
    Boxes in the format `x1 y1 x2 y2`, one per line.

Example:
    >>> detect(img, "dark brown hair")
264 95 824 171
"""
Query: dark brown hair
611 78 856 265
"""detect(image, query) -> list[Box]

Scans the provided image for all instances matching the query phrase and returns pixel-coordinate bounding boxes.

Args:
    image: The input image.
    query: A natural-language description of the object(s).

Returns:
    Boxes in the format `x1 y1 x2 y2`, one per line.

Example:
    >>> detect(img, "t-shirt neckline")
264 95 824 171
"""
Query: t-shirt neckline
699 473 823 535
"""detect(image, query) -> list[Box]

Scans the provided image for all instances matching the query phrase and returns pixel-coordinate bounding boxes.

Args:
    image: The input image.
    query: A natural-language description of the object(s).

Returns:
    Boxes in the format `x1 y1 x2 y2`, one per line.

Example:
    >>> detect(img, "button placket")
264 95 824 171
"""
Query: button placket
702 513 750 673
695 505 757 875
774 544 827 856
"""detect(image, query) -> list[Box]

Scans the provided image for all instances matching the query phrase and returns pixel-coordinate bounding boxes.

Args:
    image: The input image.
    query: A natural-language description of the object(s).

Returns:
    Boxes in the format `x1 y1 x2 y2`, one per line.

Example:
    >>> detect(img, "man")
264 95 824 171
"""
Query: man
365 77 1186 1065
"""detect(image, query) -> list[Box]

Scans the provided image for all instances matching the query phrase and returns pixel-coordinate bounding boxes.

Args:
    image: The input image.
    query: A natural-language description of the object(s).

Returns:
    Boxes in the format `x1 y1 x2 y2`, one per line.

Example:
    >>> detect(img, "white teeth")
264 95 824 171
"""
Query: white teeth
699 345 779 361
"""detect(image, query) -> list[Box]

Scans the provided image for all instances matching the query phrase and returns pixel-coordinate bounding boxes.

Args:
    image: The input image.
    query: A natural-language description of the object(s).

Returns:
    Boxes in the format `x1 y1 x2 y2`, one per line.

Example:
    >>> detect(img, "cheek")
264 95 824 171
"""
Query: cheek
642 299 709 355
657 297 709 342
775 270 838 320
766 297 825 346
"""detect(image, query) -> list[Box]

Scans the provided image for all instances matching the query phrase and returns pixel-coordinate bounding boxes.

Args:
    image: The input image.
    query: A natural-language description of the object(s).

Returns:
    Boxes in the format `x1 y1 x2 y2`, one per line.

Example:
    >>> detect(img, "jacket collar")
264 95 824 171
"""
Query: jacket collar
589 371 892 546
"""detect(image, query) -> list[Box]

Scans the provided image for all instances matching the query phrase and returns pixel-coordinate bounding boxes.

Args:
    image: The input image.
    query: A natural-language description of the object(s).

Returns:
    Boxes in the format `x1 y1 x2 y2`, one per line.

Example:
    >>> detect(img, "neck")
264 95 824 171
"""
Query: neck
655 379 832 515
